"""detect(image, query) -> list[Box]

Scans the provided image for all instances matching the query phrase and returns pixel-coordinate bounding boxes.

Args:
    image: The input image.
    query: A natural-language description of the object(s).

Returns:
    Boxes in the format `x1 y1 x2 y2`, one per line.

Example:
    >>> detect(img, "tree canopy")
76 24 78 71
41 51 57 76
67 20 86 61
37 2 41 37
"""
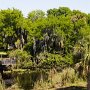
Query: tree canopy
0 7 90 70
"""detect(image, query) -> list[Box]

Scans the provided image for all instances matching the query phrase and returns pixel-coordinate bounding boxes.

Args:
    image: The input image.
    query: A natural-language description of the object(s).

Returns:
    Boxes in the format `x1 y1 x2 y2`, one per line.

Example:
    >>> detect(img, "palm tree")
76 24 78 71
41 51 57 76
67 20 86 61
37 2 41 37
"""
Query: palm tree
81 35 90 90
83 37 90 90
79 26 90 90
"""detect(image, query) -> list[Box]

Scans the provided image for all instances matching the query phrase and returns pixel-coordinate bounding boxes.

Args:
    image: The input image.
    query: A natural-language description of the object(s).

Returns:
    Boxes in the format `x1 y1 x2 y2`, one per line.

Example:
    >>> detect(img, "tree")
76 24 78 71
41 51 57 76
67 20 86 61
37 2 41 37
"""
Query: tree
28 10 45 22
47 7 71 16
78 26 90 90
0 9 24 50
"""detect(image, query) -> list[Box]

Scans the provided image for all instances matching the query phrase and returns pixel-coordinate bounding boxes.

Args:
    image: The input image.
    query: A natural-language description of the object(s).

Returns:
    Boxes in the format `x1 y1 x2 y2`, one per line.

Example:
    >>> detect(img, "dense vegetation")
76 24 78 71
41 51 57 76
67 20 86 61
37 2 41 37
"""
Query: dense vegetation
0 7 90 89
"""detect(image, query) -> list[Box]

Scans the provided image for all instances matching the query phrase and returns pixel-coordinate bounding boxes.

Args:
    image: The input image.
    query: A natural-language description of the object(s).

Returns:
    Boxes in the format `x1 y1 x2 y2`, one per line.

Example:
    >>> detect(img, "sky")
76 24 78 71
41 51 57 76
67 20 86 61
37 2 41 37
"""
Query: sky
0 0 90 17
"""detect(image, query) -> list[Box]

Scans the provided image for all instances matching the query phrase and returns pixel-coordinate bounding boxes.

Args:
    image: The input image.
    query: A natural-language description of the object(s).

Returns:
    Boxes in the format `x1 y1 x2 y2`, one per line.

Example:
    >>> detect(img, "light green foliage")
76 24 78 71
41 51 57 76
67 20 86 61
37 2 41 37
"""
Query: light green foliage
9 49 31 68
28 10 45 21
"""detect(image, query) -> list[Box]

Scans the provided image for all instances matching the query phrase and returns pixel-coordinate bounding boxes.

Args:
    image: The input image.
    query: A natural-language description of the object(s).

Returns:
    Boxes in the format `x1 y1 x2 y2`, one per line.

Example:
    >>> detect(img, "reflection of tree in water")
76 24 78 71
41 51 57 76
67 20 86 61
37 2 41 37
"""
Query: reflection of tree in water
17 70 49 90
0 61 7 78
0 61 3 77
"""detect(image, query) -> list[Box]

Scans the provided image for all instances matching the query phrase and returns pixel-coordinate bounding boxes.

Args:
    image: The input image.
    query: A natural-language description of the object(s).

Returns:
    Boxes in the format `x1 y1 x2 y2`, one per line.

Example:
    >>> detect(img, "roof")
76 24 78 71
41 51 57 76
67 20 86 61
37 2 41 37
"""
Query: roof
0 52 7 55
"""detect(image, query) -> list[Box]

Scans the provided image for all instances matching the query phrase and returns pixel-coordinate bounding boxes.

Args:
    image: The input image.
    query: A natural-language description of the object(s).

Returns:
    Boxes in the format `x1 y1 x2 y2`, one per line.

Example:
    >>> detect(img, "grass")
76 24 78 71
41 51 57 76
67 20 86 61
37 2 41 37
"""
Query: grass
33 68 87 90
4 68 87 90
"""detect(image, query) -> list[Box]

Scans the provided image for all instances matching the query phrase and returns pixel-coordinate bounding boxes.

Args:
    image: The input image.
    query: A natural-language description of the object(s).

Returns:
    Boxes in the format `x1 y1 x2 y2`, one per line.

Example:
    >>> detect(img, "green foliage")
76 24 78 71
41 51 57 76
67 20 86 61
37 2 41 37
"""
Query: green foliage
0 7 90 70
37 52 73 69
9 49 31 68
28 10 45 21
0 6 90 90
47 7 71 16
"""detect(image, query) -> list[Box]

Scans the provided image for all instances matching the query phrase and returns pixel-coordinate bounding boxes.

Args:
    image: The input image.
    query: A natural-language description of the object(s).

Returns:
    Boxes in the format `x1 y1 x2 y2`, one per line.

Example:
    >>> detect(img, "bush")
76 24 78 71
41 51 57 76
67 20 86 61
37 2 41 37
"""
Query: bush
9 49 32 68
22 61 33 69
37 52 73 69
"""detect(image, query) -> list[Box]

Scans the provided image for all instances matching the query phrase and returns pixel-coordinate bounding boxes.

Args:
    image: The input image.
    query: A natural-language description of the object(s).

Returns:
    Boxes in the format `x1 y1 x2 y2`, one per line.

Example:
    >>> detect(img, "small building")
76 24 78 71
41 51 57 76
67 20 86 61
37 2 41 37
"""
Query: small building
0 52 16 66
1 58 16 66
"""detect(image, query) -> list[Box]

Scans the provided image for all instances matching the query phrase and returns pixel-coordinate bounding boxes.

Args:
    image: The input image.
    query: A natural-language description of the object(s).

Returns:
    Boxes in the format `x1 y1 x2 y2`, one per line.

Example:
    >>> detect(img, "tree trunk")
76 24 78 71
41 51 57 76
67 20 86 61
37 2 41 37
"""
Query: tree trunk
87 65 90 90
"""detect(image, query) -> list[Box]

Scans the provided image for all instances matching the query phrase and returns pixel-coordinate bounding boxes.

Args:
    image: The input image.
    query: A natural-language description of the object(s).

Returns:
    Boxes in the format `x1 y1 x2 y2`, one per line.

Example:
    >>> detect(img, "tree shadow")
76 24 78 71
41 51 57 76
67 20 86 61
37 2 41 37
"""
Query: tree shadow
16 70 49 90
56 86 86 90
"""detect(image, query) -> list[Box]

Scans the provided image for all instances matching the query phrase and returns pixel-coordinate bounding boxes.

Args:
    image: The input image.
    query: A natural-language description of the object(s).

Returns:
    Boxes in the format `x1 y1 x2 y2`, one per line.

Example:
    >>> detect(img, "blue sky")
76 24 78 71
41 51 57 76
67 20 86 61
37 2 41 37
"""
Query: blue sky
0 0 90 17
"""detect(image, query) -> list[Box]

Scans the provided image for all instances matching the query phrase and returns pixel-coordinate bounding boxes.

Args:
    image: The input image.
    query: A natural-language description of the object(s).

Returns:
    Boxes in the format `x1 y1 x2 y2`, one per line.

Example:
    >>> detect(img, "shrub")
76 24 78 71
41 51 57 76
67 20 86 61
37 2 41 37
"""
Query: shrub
9 49 32 68
37 52 73 69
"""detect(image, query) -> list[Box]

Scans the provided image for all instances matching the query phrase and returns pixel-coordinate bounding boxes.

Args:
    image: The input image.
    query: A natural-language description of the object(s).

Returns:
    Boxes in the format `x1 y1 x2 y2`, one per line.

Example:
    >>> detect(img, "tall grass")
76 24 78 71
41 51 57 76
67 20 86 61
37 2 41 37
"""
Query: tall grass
60 68 78 86
33 68 85 90
6 68 86 90
15 69 48 90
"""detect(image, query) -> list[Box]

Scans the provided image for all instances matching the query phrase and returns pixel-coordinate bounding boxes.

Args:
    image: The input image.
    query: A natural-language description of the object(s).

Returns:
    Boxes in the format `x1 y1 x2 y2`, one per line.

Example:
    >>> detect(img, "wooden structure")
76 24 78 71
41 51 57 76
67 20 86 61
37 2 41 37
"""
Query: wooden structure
0 52 16 66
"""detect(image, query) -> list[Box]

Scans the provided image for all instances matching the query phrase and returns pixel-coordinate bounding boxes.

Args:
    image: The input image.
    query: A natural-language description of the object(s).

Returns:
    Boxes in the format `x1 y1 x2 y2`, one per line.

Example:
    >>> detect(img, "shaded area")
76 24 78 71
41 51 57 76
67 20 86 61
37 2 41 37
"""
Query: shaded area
3 72 14 87
56 86 86 90
16 70 49 90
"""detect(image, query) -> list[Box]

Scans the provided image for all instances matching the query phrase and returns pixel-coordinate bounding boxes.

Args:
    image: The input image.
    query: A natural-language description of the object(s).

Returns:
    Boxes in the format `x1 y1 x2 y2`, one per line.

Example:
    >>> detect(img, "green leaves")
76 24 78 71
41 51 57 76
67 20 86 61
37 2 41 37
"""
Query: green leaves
37 52 73 69
47 7 71 16
9 49 31 68
0 7 90 69
28 10 45 22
